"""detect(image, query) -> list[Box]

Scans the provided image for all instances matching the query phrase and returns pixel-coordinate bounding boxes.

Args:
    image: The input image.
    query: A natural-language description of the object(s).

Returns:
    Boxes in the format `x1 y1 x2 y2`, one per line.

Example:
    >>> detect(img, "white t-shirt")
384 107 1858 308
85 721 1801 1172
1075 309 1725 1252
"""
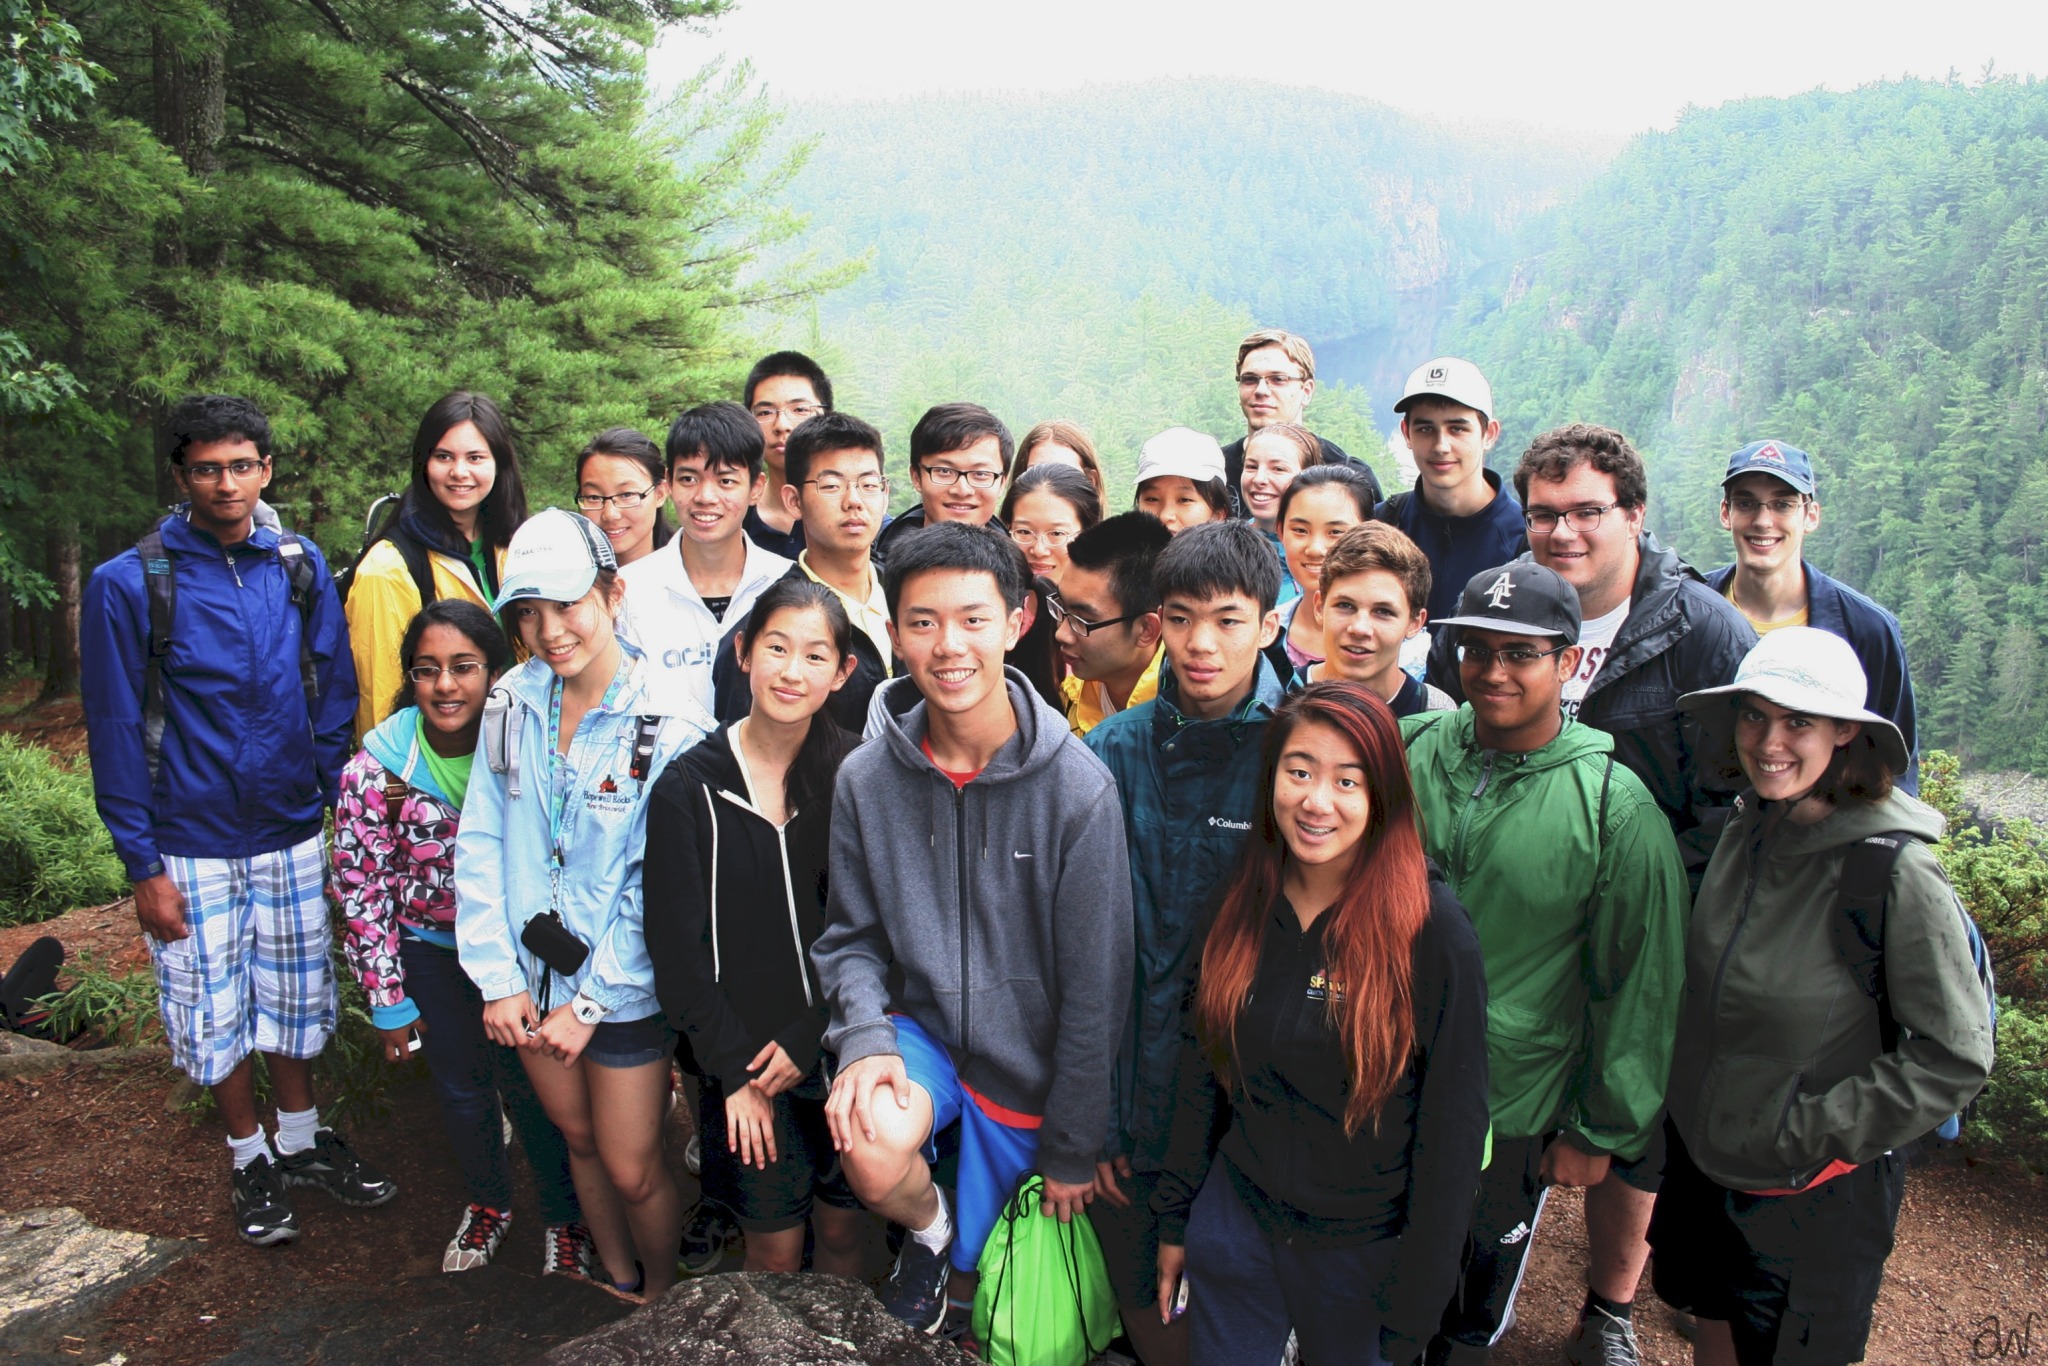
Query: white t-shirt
1562 598 1630 718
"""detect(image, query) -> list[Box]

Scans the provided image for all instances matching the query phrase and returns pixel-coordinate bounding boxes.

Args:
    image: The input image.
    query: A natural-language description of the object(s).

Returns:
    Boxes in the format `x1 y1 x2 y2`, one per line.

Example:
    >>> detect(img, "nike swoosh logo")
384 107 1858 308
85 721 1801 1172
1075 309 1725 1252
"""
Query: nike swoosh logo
1012 851 1032 860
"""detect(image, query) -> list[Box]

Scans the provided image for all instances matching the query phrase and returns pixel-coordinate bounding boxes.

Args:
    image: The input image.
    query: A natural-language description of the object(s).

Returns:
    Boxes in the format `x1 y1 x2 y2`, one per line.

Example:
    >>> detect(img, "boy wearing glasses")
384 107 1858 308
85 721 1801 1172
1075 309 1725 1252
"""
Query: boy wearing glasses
1083 520 1285 1363
712 411 896 732
621 402 795 714
82 394 391 1248
1053 512 1172 737
742 350 834 558
873 403 1012 563
1219 327 1381 512
1401 562 1688 1366
1703 439 1918 791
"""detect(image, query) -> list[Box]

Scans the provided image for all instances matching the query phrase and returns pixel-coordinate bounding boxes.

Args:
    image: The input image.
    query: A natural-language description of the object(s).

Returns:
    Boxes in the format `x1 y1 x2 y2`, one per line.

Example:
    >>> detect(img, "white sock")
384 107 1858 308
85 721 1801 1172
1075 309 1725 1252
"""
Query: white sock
275 1106 322 1157
909 1188 952 1252
228 1130 273 1171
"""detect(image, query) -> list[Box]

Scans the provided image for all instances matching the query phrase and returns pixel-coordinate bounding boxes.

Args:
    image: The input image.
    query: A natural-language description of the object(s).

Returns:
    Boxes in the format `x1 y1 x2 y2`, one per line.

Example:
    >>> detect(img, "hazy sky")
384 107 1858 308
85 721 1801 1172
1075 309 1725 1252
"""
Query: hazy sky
656 0 2048 136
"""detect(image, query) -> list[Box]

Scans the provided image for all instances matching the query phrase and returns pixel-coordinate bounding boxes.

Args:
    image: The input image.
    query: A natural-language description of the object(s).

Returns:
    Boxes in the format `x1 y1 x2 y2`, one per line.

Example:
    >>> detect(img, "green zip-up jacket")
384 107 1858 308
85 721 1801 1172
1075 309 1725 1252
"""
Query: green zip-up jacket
1666 789 1994 1193
1401 707 1688 1157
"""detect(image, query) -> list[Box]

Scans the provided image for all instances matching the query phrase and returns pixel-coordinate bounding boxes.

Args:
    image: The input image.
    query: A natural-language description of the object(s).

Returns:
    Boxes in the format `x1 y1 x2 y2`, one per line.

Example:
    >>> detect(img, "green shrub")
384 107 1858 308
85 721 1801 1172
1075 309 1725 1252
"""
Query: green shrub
1968 996 2048 1172
35 954 160 1047
0 735 126 927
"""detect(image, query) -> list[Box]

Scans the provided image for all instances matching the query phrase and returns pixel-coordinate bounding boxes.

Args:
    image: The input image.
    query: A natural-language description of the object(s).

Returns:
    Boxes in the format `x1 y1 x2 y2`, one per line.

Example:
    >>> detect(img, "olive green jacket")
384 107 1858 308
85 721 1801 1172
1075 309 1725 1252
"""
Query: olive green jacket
1666 788 1994 1192
1402 708 1689 1158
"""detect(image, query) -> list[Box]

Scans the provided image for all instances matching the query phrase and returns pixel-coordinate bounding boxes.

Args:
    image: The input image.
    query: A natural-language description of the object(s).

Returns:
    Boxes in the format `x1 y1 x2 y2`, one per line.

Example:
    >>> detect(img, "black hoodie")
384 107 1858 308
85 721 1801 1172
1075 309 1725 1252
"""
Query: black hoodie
643 722 845 1087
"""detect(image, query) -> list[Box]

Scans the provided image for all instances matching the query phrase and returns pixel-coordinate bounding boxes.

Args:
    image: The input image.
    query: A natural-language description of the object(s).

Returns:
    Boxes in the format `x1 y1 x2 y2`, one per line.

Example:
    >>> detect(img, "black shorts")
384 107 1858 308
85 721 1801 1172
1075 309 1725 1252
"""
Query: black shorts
697 1071 862 1234
1649 1124 1904 1364
1087 1169 1164 1310
1609 1117 1666 1193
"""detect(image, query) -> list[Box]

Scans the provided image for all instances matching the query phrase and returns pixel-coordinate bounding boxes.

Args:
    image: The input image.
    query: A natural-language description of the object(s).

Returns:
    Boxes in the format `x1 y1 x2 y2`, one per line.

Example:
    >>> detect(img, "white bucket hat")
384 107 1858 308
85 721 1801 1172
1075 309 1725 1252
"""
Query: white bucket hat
1677 626 1908 776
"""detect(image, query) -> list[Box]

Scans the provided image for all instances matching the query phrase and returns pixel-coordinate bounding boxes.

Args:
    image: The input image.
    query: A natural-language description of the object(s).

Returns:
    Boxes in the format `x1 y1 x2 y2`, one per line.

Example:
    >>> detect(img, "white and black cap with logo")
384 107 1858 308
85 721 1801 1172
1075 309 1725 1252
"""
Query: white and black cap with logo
1435 561 1581 644
1393 355 1495 421
492 507 618 610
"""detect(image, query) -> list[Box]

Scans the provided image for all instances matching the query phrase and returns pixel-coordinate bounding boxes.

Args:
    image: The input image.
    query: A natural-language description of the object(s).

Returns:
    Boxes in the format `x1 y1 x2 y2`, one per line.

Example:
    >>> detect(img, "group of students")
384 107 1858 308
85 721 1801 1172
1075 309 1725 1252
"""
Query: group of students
75 329 1991 1366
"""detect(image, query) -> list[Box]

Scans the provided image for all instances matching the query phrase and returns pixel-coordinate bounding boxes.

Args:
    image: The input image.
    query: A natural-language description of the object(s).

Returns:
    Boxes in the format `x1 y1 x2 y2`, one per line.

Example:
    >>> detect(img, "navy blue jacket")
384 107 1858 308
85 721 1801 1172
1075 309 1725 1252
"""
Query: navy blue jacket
81 513 358 880
1373 470 1530 622
1084 658 1285 1170
1703 560 1919 794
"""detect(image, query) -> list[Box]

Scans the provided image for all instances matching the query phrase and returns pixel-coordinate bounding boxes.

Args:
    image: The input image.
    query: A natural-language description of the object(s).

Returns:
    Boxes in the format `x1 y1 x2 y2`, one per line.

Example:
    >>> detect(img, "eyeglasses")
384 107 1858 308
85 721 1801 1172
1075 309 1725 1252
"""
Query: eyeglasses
1010 527 1078 550
576 486 658 512
1726 495 1808 519
802 475 890 500
1524 503 1621 534
1044 596 1142 638
406 661 487 683
751 402 824 423
919 464 1003 489
1456 642 1571 669
1237 372 1306 391
179 458 268 483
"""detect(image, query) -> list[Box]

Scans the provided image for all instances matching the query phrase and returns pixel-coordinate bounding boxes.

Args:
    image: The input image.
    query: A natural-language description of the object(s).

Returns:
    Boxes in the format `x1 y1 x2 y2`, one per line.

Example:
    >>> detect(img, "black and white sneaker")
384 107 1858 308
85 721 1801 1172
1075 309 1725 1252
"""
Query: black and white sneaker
276 1129 398 1208
1564 1305 1640 1366
231 1154 301 1247
442 1203 511 1272
543 1221 598 1280
677 1200 735 1276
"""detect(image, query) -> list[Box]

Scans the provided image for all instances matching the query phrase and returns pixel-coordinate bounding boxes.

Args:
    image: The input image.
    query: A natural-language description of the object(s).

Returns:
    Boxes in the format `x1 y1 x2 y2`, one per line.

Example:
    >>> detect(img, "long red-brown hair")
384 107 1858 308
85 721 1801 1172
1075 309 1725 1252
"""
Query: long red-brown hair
1194 682 1433 1136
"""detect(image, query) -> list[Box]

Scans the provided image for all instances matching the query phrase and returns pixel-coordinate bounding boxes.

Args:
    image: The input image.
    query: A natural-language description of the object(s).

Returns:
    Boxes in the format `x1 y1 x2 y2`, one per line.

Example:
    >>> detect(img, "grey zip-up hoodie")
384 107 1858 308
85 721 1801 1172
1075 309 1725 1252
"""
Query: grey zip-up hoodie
812 668 1136 1185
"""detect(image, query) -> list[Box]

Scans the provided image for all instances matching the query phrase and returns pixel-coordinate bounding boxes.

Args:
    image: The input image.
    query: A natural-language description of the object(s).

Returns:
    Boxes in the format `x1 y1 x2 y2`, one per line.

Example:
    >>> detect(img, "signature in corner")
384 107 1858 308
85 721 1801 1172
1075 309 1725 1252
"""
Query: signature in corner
1975 1311 2042 1360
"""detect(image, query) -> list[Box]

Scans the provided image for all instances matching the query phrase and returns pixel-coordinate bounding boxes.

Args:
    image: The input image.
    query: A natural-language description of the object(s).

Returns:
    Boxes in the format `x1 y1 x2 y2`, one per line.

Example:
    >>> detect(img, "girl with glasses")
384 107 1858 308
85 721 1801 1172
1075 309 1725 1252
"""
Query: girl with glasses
576 428 673 569
332 600 590 1280
1000 462 1101 584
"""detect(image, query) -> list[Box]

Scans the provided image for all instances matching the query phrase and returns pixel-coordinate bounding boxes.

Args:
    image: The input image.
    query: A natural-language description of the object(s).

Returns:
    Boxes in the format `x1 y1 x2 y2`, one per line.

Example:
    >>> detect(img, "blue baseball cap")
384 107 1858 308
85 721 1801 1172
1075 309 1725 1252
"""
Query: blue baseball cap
1722 440 1814 496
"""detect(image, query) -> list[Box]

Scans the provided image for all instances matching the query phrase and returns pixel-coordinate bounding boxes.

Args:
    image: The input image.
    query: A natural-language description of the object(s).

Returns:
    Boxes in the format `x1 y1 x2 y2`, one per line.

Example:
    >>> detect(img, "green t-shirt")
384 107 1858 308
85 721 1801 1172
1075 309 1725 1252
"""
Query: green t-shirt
415 711 474 811
468 540 493 597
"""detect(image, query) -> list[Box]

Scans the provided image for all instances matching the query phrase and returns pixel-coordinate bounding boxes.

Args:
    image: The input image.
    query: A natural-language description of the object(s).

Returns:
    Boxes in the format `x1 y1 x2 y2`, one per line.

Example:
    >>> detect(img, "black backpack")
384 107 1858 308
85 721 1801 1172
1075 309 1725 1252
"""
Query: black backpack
136 515 319 787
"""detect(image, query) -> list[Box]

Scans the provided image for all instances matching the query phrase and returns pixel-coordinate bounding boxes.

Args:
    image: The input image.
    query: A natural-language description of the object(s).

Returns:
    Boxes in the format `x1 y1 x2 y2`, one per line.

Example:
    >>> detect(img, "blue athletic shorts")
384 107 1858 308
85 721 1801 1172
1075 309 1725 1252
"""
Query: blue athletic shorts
892 1014 1040 1274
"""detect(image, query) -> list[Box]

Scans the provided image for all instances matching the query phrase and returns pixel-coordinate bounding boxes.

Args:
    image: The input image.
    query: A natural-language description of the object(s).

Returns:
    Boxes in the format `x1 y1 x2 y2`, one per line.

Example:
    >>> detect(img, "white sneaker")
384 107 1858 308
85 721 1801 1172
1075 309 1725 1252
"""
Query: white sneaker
442 1203 511 1272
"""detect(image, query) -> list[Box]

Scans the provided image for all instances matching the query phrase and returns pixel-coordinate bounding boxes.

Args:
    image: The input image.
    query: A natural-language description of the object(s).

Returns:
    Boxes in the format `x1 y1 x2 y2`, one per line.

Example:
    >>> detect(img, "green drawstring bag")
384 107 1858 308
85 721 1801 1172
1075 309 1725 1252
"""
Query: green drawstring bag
973 1172 1120 1366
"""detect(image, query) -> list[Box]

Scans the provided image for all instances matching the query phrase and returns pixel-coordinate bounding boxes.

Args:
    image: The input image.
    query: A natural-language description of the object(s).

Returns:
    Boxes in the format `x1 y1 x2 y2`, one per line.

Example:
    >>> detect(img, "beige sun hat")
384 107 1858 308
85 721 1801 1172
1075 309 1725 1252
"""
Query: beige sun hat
1677 626 1908 776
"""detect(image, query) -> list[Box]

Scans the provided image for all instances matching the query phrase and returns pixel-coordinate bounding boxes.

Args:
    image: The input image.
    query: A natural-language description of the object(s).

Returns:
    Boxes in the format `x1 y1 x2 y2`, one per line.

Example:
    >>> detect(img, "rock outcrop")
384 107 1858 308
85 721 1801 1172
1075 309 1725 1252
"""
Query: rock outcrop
542 1272 972 1366
0 1207 192 1352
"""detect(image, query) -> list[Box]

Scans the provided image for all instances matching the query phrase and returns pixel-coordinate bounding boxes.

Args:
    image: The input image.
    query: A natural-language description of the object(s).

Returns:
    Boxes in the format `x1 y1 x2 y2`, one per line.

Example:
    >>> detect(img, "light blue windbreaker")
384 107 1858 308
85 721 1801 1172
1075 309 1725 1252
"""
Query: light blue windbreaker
455 640 712 1021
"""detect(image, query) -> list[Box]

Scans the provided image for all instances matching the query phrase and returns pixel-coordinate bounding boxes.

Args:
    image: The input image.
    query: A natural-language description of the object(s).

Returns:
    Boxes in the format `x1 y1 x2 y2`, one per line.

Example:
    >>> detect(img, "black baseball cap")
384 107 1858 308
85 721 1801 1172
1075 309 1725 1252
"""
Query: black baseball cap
1435 561 1581 644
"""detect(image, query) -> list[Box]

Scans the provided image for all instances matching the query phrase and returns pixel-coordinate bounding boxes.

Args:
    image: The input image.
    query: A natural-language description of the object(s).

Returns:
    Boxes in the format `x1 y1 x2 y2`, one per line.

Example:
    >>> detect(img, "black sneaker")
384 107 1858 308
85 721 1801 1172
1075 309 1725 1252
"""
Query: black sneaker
276 1129 398 1208
231 1154 301 1247
879 1207 953 1335
543 1221 598 1280
677 1200 735 1276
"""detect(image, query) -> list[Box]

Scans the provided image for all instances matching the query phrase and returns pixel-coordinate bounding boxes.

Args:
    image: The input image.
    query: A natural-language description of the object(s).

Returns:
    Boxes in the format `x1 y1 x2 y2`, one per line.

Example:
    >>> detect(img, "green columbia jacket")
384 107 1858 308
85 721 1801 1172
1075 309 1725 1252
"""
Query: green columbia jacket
1666 788 1994 1193
1401 707 1688 1158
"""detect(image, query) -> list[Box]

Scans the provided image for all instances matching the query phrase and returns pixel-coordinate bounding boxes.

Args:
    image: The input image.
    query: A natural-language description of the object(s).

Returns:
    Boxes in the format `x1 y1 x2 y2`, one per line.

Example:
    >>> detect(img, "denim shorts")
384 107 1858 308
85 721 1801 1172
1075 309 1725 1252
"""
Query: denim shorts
583 1013 675 1069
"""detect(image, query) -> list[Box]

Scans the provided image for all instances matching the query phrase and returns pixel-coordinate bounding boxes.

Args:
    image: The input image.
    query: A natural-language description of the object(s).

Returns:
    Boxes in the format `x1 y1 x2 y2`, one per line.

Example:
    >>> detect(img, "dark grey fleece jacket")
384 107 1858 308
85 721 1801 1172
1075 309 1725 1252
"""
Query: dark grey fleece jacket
812 668 1136 1185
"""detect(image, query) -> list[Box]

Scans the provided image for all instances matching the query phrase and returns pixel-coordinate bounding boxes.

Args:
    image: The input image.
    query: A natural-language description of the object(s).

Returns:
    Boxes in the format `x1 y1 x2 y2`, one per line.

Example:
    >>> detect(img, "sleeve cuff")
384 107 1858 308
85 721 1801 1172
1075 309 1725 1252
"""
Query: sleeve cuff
370 999 421 1030
126 857 165 882
830 1017 900 1069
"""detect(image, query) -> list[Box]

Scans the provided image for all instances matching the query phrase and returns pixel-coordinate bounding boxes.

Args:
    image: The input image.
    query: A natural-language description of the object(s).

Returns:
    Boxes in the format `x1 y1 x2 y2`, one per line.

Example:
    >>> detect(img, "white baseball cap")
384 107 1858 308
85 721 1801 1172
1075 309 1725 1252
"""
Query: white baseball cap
1135 427 1226 489
1678 626 1909 776
493 508 618 609
1394 356 1495 421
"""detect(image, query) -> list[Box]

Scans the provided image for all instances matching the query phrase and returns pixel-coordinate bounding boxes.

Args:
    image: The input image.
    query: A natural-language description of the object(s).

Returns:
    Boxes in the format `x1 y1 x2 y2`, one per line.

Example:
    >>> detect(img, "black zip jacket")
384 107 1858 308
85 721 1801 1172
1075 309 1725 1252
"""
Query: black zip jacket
643 723 845 1089
1153 874 1489 1361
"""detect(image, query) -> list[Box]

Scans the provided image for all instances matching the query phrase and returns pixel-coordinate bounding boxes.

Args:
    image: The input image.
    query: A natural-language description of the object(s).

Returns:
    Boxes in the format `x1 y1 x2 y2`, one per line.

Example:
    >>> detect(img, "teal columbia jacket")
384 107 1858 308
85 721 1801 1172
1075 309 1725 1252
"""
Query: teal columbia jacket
1086 658 1286 1170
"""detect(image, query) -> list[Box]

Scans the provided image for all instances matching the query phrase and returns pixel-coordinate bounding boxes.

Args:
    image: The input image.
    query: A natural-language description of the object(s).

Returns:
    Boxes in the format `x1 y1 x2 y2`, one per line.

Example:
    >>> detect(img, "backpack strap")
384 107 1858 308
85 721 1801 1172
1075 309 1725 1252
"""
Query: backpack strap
379 764 412 825
629 715 663 784
482 685 520 796
275 532 320 722
1831 830 1914 1051
137 521 176 790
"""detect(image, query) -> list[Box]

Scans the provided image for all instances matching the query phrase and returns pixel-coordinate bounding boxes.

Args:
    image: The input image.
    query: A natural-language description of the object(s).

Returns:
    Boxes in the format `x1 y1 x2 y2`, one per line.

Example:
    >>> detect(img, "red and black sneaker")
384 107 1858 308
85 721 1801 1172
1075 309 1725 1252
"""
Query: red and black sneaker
543 1220 598 1281
442 1203 511 1272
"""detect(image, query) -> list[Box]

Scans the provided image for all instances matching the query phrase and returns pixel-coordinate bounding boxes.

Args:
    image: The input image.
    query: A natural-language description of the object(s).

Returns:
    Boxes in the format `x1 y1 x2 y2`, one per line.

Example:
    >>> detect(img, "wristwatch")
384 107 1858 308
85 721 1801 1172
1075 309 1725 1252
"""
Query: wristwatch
570 992 609 1027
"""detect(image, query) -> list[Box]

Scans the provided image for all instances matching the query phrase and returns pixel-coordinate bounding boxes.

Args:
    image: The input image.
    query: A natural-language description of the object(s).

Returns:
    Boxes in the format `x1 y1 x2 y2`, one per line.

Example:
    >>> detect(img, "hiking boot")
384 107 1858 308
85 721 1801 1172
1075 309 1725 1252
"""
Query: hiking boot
543 1221 598 1280
442 1203 511 1272
276 1129 399 1208
1563 1305 1641 1366
879 1216 953 1334
231 1154 301 1247
677 1200 735 1276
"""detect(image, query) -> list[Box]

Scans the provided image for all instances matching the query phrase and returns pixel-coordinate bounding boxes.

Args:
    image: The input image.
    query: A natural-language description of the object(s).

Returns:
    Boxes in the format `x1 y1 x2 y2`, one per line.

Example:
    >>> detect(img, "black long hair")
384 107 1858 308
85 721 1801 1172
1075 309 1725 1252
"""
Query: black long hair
579 426 674 550
370 391 530 560
392 599 515 713
737 577 860 814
